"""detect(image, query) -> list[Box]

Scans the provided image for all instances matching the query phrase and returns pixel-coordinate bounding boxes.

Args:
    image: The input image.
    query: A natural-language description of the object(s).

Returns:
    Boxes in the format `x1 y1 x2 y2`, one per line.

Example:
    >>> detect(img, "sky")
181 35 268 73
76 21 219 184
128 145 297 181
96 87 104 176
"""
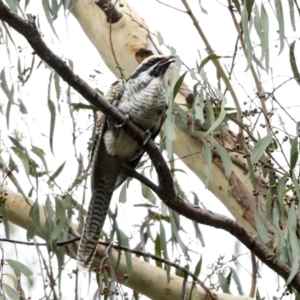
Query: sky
0 0 299 299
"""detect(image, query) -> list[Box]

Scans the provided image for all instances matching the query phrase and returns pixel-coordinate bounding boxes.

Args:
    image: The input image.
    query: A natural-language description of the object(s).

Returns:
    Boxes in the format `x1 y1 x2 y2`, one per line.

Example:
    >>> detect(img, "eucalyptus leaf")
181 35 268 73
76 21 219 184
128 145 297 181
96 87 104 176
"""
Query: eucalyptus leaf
3 284 20 300
250 134 272 164
7 259 33 277
48 99 56 154
255 213 270 244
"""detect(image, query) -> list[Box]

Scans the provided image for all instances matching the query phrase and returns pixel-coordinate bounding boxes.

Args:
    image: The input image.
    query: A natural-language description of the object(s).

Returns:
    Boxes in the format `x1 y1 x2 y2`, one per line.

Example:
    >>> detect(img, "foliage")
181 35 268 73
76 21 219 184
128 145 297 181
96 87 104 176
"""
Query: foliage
0 0 300 299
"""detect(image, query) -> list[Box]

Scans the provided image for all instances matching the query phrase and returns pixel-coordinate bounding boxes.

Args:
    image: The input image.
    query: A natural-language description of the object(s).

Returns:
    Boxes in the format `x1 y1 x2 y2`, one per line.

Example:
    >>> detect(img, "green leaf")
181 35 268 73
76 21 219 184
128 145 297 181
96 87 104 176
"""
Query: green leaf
290 137 298 170
119 182 127 203
141 184 156 204
19 100 28 114
71 102 96 111
204 88 227 136
173 72 187 100
274 0 285 54
193 88 204 124
117 230 132 278
194 255 202 277
47 161 66 183
154 234 162 267
254 213 270 244
250 134 272 164
254 5 263 59
11 147 30 176
232 0 241 14
286 227 300 285
288 202 297 230
54 72 61 101
198 0 207 14
7 259 33 277
218 271 231 293
31 146 48 172
181 273 188 300
291 173 300 209
4 0 18 12
42 0 58 38
8 136 25 152
156 31 164 46
160 221 168 260
198 54 222 71
27 199 40 240
241 5 252 68
214 142 232 176
51 199 66 240
288 0 296 31
289 41 300 86
165 264 171 284
193 221 205 246
48 99 56 154
1 21 15 46
3 284 20 300
286 260 299 285
231 268 244 295
1 69 14 128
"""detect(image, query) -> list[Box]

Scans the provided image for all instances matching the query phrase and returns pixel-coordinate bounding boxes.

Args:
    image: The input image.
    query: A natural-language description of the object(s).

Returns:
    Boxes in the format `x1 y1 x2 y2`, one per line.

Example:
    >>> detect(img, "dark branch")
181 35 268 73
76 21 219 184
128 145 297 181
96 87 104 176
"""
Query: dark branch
0 1 300 292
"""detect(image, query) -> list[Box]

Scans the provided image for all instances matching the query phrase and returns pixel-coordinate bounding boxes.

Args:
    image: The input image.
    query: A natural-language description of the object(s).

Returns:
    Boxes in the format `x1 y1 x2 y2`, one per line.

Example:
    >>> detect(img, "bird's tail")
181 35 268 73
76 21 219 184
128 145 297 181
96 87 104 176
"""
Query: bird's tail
77 174 117 271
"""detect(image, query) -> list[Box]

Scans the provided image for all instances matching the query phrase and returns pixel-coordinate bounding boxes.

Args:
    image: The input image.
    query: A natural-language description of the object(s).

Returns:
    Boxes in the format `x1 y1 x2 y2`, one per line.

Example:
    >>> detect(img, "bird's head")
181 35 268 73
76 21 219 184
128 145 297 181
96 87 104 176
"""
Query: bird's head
129 55 175 80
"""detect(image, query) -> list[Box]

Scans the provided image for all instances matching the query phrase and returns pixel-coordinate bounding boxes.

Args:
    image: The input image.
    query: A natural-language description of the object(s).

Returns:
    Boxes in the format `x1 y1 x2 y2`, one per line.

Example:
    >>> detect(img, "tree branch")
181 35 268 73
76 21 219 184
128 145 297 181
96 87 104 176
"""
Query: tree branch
0 1 299 292
1 186 253 300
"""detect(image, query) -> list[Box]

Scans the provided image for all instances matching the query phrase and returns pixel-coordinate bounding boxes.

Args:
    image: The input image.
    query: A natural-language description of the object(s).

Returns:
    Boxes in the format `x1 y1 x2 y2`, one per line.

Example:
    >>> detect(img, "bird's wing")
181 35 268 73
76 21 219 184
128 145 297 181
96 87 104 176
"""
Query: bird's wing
90 79 126 163
77 79 126 271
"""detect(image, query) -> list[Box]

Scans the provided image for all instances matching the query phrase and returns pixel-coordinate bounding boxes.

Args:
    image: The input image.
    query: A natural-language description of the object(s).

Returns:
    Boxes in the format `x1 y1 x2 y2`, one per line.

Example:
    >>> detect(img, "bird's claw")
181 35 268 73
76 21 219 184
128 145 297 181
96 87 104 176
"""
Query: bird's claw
114 113 129 129
143 130 152 146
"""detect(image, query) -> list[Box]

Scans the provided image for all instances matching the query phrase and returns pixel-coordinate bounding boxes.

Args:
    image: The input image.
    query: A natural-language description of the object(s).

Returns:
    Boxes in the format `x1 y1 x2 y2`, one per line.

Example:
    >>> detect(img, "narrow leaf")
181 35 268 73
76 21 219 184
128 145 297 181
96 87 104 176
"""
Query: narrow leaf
241 5 252 68
48 99 56 154
289 41 300 86
288 0 296 31
214 143 232 176
173 72 187 100
290 137 299 170
3 284 19 300
250 134 272 164
274 0 285 54
254 213 270 243
47 161 66 183
7 259 33 277
119 182 127 203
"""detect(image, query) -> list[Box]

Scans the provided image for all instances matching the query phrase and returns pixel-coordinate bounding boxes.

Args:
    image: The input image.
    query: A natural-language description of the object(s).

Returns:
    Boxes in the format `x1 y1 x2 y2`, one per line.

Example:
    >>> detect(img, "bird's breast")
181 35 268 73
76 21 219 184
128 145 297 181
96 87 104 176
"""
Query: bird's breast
103 79 167 160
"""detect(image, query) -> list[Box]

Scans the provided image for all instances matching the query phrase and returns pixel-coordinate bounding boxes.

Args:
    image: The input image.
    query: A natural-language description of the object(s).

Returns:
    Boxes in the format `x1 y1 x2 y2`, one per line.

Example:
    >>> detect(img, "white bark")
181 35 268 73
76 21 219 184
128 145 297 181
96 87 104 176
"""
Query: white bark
70 0 272 236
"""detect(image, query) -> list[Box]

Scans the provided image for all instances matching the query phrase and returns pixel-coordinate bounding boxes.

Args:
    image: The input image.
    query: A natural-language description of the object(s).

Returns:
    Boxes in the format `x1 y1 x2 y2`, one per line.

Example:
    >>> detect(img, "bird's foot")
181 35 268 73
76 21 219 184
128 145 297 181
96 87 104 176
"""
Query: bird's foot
143 130 152 146
114 113 129 129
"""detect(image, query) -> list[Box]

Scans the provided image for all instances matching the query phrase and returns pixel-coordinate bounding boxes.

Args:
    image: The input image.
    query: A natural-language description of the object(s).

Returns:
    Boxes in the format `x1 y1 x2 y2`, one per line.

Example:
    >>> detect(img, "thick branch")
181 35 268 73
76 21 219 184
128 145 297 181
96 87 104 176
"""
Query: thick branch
70 0 273 236
0 1 299 292
1 186 253 300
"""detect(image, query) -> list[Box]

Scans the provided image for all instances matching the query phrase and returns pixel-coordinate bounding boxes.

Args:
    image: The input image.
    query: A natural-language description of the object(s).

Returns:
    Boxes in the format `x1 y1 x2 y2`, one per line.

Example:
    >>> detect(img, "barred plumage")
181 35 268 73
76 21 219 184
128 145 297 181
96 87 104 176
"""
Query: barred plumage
77 55 175 271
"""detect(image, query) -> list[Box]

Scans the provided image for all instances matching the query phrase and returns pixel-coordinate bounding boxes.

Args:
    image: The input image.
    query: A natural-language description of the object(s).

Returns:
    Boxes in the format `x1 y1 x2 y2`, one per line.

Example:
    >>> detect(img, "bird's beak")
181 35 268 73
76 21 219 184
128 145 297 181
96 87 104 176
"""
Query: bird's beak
158 55 175 67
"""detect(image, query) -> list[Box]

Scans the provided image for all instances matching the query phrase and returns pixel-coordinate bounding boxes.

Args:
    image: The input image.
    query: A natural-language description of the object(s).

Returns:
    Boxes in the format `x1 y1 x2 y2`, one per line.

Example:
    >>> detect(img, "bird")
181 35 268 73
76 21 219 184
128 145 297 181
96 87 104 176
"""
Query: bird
77 55 175 271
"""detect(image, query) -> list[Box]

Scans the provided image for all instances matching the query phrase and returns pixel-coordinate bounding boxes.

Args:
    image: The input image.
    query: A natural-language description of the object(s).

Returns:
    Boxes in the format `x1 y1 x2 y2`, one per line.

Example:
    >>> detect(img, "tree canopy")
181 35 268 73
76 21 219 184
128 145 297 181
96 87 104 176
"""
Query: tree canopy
1 0 300 299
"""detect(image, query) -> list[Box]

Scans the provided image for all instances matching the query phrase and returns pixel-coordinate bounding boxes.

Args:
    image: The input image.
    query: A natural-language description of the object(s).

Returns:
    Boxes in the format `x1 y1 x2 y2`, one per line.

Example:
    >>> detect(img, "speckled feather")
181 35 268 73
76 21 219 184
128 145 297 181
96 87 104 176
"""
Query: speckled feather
77 55 174 271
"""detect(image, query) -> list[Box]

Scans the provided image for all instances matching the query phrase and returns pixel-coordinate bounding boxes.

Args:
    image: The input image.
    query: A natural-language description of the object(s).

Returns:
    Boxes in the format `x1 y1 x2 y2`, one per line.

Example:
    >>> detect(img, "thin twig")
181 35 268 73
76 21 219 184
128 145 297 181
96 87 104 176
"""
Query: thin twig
180 0 243 135
249 252 257 298
227 0 270 134
1 1 300 291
